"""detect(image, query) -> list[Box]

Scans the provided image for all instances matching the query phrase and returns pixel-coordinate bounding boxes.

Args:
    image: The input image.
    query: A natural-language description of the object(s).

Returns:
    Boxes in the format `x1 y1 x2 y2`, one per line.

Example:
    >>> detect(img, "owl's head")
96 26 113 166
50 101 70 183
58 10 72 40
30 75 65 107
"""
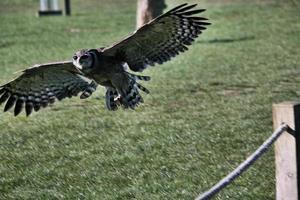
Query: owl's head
72 49 98 72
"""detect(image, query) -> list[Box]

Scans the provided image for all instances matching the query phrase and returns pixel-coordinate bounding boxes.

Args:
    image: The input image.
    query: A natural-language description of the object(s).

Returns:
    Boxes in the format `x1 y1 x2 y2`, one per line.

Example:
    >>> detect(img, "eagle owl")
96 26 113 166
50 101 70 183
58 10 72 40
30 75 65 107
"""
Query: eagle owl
0 3 210 116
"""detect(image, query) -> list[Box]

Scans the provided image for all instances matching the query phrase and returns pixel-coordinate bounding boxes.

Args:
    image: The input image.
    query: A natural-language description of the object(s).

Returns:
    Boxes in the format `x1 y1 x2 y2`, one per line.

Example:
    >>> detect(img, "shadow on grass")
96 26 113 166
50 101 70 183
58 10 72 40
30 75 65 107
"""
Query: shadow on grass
0 42 15 48
198 36 255 44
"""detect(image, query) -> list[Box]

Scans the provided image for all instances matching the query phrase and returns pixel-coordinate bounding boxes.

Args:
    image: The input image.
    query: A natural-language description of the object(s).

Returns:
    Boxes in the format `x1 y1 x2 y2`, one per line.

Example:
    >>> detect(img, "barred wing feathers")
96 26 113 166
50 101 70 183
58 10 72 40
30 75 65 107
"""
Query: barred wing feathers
0 61 95 116
102 3 210 72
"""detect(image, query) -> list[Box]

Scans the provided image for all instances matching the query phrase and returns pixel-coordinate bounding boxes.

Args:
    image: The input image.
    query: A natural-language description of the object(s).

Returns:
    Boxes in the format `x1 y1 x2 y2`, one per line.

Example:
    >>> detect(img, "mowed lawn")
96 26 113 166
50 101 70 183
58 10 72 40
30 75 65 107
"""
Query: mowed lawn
0 0 299 199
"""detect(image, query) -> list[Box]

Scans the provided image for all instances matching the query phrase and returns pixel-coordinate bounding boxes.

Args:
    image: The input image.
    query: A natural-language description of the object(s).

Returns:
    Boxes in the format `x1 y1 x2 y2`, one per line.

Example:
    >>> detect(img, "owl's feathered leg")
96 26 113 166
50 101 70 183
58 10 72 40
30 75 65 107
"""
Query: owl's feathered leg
105 87 120 111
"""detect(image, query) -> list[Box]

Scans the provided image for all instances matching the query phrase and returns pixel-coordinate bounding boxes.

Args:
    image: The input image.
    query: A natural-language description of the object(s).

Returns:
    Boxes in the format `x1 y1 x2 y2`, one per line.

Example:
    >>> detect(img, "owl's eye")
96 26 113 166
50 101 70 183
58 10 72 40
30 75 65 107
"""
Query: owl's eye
73 55 78 60
80 55 89 60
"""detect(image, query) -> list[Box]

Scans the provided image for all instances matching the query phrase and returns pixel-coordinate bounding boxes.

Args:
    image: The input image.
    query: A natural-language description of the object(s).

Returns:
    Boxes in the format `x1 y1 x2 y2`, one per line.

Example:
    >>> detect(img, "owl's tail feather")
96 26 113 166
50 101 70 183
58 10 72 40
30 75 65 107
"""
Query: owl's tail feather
106 72 150 111
121 72 151 109
121 78 143 109
136 82 150 94
125 72 151 82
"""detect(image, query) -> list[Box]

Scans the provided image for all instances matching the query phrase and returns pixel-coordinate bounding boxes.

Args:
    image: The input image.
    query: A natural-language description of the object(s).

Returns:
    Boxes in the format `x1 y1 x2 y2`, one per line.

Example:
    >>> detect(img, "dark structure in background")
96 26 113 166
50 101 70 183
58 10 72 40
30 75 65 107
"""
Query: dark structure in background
38 0 62 16
38 0 164 19
38 0 71 16
136 0 166 28
65 0 71 16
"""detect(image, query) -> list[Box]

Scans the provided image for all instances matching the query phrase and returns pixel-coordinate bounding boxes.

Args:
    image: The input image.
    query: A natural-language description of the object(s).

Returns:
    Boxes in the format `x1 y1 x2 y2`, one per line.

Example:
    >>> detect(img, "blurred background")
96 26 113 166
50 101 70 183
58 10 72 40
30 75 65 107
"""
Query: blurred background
0 0 299 199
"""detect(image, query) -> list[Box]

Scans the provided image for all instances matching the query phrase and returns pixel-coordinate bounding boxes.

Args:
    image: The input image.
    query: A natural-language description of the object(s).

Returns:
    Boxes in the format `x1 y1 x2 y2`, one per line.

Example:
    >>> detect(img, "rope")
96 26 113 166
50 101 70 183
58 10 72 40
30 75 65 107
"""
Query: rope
195 123 292 200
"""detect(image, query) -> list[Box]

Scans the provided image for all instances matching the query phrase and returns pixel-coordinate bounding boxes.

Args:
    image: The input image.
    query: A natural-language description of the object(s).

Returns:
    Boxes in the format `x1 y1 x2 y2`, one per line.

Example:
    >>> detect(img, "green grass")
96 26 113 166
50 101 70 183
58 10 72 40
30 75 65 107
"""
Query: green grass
0 0 300 199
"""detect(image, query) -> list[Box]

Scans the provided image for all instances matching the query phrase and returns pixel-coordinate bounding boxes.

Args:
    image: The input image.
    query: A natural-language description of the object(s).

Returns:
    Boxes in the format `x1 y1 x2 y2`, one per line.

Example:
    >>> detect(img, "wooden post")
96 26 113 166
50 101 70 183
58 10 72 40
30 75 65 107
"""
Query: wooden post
273 102 300 200
136 0 166 28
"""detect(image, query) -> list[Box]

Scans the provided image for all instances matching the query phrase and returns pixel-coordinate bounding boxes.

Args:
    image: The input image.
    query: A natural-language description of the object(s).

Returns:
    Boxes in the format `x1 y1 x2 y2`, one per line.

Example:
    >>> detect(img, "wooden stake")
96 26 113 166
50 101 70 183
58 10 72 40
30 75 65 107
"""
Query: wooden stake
136 0 166 28
273 102 300 200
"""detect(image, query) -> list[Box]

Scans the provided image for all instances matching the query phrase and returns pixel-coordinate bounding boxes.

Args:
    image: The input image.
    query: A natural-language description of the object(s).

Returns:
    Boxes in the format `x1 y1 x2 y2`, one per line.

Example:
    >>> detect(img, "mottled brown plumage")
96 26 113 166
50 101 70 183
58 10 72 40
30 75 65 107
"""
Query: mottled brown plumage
0 3 210 116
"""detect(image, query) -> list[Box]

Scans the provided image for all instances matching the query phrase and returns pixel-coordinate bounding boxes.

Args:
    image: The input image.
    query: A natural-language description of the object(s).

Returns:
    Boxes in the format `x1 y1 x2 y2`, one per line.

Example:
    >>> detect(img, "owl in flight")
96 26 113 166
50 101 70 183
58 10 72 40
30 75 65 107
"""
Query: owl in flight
0 3 210 116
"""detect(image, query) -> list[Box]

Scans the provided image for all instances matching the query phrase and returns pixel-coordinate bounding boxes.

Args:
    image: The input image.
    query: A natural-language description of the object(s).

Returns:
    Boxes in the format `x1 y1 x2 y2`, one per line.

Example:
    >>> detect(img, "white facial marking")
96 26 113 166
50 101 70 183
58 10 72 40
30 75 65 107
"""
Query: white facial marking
73 57 82 70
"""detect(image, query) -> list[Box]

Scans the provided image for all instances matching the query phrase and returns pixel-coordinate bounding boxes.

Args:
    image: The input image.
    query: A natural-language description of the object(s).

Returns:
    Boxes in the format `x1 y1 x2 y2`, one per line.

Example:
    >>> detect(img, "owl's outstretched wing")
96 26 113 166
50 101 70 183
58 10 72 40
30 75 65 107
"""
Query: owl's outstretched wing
0 61 97 116
102 3 210 72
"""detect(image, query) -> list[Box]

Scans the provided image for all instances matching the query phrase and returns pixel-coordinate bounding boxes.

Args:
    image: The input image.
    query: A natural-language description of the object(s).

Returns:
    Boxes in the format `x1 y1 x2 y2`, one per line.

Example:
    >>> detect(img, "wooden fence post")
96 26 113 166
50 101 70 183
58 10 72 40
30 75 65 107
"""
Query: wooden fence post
273 102 300 200
136 0 166 28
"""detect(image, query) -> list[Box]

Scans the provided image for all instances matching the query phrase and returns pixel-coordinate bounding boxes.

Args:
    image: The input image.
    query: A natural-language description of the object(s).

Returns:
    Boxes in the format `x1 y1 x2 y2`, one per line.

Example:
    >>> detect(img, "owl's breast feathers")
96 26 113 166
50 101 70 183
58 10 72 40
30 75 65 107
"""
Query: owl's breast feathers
85 52 124 85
